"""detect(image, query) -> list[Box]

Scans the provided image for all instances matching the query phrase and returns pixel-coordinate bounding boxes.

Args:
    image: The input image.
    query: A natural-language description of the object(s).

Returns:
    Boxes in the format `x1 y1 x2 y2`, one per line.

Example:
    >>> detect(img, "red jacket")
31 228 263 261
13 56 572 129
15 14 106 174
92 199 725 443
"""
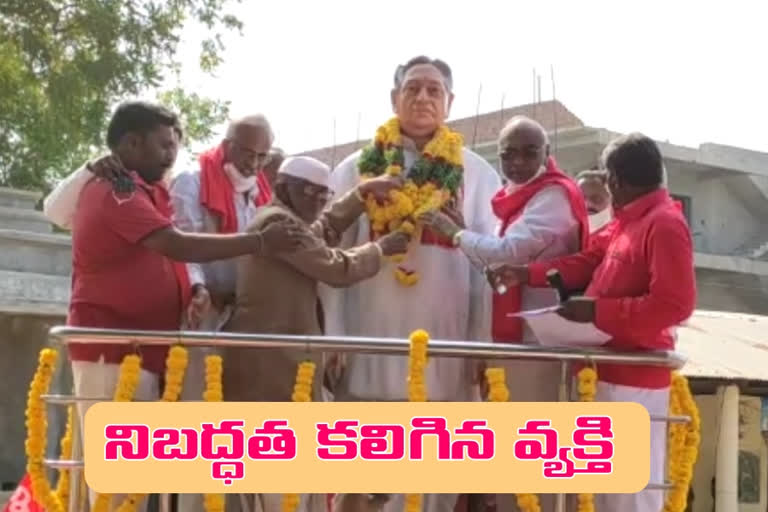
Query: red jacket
528 189 695 388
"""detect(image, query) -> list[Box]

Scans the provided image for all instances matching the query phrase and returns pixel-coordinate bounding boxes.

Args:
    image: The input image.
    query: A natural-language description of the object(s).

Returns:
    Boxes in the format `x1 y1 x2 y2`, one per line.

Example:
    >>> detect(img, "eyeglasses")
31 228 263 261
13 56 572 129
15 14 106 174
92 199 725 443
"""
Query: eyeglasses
302 184 334 202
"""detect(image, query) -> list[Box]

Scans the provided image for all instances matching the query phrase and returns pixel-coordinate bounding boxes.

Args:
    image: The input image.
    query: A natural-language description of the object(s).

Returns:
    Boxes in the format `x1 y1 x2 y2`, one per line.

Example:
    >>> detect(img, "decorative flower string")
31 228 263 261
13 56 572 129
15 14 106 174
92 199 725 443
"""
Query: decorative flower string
405 329 429 512
663 372 701 512
203 354 226 512
281 361 316 512
90 354 143 512
358 118 464 286
25 348 65 512
576 367 598 512
111 346 189 512
485 367 541 512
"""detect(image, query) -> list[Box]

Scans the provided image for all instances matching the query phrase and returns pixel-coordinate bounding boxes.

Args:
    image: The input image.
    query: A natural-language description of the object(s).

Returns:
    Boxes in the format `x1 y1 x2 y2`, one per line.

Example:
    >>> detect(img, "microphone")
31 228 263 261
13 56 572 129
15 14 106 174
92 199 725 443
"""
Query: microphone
546 269 570 303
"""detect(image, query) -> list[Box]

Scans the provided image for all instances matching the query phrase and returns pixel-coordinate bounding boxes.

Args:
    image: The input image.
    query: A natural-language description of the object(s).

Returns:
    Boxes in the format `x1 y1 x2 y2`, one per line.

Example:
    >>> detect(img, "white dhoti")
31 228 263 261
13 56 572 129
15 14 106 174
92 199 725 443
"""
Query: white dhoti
72 358 160 512
594 381 669 512
320 147 502 512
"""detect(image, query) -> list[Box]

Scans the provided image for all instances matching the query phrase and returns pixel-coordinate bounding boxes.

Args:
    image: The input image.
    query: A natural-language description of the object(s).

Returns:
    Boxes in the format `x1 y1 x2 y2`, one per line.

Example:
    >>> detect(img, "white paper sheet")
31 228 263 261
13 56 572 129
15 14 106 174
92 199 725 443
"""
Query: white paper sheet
523 312 611 347
506 306 560 318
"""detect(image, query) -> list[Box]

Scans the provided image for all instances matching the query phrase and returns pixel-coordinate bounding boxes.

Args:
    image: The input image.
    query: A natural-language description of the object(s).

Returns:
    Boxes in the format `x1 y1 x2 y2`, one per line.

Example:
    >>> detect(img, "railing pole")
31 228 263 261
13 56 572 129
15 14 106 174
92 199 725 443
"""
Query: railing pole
555 360 569 512
67 404 83 511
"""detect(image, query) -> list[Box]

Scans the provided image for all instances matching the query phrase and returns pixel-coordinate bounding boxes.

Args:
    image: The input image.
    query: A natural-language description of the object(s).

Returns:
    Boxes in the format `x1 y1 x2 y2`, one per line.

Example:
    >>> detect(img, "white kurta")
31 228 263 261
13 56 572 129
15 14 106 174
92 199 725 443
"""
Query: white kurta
321 145 502 403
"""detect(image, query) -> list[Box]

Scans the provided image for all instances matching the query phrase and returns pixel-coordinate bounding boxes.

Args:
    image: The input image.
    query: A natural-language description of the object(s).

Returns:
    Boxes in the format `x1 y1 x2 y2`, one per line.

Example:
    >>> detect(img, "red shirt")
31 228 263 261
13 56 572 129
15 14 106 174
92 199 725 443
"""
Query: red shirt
68 177 183 374
528 189 696 388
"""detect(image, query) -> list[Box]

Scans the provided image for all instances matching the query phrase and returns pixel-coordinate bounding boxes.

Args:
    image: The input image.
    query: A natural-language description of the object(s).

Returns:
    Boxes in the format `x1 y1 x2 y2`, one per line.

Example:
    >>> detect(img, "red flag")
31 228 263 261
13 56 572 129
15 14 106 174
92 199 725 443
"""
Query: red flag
2 474 45 512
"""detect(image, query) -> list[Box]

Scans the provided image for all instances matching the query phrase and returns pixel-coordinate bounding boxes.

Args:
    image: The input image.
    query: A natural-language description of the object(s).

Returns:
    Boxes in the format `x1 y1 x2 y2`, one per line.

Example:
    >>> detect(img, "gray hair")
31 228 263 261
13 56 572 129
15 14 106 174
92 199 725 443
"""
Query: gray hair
393 55 453 92
225 114 274 142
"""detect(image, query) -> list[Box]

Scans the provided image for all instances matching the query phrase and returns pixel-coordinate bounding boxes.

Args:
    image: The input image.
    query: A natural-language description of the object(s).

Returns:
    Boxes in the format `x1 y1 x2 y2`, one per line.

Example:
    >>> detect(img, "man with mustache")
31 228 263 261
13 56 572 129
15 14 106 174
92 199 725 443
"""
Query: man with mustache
576 169 613 233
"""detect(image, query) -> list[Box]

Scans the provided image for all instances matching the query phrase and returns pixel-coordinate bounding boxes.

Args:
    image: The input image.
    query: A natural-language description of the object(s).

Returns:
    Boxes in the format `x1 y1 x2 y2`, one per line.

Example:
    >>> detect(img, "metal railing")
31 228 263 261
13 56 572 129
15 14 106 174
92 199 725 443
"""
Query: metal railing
43 325 689 512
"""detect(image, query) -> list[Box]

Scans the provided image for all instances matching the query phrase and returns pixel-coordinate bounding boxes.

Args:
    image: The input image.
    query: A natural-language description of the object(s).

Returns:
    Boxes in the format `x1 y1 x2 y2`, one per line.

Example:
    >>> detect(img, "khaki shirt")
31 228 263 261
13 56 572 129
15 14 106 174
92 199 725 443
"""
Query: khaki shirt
222 190 382 401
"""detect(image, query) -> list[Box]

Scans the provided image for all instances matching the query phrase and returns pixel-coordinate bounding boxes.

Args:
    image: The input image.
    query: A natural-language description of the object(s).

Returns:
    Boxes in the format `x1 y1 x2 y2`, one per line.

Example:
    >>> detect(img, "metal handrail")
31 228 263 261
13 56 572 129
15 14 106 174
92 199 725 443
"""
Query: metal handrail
46 325 689 512
49 326 686 368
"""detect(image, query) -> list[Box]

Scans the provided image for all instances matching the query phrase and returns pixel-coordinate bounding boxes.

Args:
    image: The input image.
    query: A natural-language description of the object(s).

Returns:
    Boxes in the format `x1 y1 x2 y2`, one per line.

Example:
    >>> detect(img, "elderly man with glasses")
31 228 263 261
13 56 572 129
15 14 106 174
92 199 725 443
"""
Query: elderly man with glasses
222 155 409 512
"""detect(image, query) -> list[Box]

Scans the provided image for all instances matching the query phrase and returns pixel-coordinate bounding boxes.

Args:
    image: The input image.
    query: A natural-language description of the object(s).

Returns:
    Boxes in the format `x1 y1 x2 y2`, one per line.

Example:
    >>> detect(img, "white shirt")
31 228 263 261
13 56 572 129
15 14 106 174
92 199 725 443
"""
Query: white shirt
320 146 503 401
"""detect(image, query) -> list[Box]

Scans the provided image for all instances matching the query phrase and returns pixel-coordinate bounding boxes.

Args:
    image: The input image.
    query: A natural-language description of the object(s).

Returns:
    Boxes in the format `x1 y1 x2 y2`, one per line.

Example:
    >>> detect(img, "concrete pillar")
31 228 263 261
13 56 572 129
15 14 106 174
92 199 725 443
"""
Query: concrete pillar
715 384 739 512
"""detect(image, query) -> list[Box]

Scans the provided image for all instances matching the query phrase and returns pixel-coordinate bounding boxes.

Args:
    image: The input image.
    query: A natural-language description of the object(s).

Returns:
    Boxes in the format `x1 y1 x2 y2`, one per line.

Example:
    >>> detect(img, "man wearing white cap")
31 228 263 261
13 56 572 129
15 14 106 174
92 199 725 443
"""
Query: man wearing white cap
221 156 409 512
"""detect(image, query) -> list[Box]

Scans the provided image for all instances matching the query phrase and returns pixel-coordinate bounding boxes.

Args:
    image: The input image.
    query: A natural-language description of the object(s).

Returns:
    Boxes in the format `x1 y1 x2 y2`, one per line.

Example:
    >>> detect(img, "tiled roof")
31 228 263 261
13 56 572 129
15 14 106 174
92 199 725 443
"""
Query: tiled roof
299 100 584 167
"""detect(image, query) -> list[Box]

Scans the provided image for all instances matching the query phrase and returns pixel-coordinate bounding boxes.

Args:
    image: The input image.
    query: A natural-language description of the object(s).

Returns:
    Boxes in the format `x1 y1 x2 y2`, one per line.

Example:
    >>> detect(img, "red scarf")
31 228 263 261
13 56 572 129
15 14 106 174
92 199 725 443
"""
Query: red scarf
199 143 273 231
255 169 273 206
490 157 590 343
130 172 193 309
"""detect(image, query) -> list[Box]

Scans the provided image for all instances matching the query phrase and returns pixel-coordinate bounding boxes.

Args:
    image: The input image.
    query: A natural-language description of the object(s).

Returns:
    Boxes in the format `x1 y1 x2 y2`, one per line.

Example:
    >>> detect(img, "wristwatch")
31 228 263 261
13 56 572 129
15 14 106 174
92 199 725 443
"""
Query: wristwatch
452 230 464 247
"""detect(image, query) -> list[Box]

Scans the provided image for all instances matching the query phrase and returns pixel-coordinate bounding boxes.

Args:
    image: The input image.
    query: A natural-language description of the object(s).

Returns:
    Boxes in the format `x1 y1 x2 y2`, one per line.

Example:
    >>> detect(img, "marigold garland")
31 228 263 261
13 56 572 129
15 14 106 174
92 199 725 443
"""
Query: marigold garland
485 367 541 512
358 118 464 287
282 361 316 512
663 372 700 512
25 348 65 512
203 354 226 512
576 367 597 512
90 354 143 512
405 329 429 512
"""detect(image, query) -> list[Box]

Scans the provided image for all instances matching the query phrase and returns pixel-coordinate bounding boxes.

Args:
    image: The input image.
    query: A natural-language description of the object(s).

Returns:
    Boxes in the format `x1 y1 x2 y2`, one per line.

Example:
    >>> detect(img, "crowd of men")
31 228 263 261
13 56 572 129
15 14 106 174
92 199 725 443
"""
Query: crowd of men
42 54 696 512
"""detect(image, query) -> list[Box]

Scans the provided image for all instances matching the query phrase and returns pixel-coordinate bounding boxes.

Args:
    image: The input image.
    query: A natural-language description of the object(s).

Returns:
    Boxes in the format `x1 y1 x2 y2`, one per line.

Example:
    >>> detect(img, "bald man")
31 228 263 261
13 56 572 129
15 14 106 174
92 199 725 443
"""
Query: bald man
42 114 279 512
420 116 590 512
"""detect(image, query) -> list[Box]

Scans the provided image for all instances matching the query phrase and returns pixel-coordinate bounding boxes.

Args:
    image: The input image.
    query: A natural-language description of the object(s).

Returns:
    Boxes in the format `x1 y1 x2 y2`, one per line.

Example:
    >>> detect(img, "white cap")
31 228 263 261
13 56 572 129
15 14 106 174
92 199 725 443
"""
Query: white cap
277 156 330 188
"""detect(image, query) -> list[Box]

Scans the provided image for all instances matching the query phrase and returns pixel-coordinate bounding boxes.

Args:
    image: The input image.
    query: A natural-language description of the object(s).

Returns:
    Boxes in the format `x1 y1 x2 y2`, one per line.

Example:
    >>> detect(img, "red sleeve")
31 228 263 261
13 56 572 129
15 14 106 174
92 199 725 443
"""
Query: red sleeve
594 216 696 345
101 189 172 244
528 243 607 290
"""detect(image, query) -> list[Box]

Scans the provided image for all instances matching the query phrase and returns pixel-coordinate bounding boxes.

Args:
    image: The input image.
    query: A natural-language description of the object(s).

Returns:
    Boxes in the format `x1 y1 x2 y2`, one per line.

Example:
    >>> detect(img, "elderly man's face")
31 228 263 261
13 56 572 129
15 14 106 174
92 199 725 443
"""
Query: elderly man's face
579 178 611 214
498 123 547 185
392 64 453 139
278 176 333 223
224 124 272 177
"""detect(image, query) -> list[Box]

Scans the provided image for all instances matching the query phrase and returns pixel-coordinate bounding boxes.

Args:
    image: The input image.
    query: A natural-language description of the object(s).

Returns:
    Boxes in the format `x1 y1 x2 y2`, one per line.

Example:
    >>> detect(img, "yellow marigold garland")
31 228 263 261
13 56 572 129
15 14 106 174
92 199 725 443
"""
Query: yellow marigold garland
25 348 65 512
663 372 700 512
90 354 143 512
485 367 541 512
203 354 226 512
405 329 429 512
576 367 597 512
358 118 464 287
282 361 316 512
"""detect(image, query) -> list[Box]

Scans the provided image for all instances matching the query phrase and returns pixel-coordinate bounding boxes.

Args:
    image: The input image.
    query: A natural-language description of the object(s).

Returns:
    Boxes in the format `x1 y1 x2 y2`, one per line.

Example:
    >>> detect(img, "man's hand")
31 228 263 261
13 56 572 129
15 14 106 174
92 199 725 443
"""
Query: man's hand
358 175 405 202
258 219 311 255
186 285 211 329
441 203 466 229
418 210 461 239
377 231 411 256
87 154 133 193
556 297 596 323
489 265 529 289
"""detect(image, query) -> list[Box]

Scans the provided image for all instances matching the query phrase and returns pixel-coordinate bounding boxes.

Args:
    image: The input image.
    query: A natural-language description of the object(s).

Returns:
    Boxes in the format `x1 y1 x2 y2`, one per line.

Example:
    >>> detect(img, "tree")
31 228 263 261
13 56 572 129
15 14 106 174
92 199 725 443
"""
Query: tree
0 0 242 192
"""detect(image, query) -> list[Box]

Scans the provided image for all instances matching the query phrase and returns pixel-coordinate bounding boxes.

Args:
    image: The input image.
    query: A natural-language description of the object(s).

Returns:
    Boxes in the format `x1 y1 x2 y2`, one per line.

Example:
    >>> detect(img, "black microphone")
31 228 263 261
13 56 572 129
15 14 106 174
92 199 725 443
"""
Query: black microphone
546 269 570 303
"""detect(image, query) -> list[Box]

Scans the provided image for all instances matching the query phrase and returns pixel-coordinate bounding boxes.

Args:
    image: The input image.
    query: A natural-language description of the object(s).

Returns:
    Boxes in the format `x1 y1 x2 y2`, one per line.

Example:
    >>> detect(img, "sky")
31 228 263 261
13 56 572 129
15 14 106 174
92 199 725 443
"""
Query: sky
172 0 768 164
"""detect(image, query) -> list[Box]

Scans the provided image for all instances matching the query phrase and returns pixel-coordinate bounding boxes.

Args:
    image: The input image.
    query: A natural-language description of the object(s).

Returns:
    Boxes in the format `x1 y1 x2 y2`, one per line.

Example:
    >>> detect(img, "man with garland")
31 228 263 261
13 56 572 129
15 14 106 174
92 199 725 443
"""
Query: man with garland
419 115 590 512
493 132 696 512
320 55 502 512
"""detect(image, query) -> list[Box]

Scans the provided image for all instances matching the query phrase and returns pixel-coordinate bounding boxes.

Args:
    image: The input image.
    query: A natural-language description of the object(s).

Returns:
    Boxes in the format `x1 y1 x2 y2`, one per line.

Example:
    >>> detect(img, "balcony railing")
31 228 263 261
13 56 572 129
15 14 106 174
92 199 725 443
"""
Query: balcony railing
42 325 690 512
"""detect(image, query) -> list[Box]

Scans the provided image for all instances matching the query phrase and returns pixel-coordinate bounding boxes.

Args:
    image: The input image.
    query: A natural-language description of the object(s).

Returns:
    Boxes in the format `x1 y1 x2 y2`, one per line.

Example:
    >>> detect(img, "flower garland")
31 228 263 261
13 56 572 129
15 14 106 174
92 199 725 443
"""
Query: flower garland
575 367 597 512
203 354 226 512
282 361 316 512
485 367 541 512
25 348 65 512
405 329 429 512
663 372 701 512
110 346 189 512
90 354 143 512
358 118 464 286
